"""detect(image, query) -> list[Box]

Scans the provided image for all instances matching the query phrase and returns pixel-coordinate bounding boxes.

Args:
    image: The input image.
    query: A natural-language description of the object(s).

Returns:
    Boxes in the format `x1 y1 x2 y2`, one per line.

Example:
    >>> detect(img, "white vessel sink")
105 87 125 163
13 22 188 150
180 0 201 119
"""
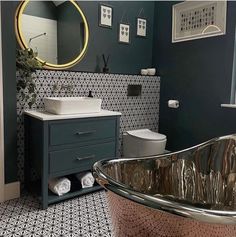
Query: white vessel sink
44 97 102 115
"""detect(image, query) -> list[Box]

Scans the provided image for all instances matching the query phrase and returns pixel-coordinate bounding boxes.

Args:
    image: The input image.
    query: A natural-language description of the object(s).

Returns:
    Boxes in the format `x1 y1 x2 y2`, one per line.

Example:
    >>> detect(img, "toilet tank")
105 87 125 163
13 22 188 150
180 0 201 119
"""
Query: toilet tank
123 129 167 157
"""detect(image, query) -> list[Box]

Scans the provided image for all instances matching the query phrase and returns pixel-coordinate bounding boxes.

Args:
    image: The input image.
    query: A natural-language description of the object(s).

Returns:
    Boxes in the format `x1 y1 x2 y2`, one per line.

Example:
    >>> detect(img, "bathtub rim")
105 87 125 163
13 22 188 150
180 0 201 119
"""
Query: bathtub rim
93 134 236 225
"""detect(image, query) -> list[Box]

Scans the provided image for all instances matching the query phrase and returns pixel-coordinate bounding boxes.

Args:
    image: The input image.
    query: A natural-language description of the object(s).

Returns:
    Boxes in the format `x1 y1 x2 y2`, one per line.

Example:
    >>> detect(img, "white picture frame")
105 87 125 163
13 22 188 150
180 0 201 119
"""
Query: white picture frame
99 4 113 28
172 1 227 43
119 23 130 44
137 17 147 37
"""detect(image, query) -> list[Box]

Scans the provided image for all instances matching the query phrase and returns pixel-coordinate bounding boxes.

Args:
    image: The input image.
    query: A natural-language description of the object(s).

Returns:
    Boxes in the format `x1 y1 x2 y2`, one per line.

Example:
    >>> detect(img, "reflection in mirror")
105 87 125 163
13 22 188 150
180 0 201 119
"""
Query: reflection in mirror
16 0 89 70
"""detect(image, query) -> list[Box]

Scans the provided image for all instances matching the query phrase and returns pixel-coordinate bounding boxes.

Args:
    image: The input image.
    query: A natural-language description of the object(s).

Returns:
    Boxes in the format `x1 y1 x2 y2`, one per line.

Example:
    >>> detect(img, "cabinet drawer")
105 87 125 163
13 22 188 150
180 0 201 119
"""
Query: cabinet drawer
49 119 116 146
49 142 116 174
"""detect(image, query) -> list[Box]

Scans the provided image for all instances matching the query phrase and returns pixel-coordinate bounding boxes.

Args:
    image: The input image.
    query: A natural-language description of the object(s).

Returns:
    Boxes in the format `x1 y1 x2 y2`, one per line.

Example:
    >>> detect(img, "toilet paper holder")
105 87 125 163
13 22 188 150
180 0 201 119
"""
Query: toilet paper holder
168 100 180 108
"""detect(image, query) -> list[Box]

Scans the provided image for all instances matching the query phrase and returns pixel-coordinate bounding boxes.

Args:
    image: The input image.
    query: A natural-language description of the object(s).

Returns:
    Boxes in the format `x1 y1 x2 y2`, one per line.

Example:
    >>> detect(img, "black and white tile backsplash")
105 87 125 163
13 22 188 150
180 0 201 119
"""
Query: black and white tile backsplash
16 70 160 184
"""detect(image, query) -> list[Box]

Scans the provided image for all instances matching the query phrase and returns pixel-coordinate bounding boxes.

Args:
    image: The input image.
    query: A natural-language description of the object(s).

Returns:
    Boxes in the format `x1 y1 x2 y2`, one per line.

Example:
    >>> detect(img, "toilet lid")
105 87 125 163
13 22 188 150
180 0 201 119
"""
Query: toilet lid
126 129 166 141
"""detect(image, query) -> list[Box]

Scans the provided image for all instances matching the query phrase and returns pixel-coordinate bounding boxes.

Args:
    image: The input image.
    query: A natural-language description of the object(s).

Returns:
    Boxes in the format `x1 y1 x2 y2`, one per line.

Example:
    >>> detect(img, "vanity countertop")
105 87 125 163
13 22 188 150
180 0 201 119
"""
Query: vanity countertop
24 110 122 121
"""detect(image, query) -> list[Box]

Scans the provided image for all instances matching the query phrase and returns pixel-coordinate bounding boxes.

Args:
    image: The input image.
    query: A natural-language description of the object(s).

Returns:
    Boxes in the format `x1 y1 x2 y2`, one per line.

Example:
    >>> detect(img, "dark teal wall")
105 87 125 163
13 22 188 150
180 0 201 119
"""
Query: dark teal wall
20 1 155 74
153 2 236 151
24 1 57 20
70 1 155 74
57 2 84 64
2 1 18 183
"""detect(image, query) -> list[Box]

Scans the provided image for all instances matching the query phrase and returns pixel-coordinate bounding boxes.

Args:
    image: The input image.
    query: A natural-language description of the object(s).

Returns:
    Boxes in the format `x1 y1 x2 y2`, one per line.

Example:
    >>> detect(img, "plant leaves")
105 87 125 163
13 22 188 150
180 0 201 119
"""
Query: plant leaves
16 48 43 108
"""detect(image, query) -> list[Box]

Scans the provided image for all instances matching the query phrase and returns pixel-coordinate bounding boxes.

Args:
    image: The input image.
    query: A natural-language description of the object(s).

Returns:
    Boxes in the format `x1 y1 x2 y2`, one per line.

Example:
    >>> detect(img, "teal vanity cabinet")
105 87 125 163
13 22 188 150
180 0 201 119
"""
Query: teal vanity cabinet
24 110 121 209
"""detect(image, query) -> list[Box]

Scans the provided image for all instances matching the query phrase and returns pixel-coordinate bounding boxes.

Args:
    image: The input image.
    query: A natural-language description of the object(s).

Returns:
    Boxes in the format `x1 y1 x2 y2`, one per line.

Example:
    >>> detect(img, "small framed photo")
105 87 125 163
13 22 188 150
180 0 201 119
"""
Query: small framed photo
119 23 130 44
137 17 147 37
99 4 113 28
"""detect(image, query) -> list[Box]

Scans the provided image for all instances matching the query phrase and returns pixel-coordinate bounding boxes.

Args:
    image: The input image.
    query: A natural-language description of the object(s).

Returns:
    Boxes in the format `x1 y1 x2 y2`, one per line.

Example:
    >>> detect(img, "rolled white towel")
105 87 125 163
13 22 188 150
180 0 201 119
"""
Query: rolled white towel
75 172 95 188
48 177 71 196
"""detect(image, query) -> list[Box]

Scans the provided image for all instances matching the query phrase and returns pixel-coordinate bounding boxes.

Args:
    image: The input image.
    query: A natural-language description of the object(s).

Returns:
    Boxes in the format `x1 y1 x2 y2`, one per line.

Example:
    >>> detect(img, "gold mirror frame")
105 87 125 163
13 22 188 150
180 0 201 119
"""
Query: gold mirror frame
15 0 89 70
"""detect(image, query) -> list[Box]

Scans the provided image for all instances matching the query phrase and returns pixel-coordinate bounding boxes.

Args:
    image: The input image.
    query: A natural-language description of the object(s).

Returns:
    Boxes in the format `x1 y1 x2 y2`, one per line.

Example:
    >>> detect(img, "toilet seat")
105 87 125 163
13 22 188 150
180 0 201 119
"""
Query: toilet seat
126 129 166 141
123 129 167 157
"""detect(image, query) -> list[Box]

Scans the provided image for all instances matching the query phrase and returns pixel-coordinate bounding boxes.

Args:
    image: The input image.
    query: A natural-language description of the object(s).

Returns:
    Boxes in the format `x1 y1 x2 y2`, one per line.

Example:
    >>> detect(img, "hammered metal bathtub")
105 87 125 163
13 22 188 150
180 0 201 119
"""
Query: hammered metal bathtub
93 135 236 237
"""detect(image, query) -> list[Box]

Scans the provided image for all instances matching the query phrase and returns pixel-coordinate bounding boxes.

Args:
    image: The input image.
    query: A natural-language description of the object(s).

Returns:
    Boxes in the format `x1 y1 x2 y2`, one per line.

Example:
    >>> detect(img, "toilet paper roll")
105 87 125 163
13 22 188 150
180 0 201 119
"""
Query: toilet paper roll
168 100 179 108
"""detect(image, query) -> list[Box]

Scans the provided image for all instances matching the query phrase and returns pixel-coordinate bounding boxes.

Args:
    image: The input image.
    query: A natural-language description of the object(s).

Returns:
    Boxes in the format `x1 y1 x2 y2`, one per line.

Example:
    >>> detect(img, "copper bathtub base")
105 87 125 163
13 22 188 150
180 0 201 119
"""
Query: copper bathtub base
107 192 236 237
94 135 236 236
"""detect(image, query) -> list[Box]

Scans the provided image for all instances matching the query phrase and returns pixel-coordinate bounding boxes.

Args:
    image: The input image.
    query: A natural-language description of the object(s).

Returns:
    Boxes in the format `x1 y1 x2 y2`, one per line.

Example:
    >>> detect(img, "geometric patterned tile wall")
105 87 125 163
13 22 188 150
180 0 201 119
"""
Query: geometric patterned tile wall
16 70 160 184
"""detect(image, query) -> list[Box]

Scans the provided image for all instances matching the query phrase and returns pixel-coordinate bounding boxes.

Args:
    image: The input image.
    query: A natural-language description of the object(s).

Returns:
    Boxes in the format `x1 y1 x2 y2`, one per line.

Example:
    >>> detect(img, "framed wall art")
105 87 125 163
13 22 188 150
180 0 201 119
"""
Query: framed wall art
119 23 130 44
99 4 113 28
172 1 227 43
137 17 147 37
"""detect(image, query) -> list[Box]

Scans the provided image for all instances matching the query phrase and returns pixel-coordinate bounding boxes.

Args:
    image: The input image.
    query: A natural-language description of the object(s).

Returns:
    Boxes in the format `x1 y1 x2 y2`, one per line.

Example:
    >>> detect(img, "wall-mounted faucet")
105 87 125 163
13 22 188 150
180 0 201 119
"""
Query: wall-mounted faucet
29 32 47 43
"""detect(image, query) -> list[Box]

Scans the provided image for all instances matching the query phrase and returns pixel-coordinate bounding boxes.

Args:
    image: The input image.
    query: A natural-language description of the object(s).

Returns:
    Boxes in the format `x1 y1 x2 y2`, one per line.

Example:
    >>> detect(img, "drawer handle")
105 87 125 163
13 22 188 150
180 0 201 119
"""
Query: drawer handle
76 155 95 161
75 130 96 136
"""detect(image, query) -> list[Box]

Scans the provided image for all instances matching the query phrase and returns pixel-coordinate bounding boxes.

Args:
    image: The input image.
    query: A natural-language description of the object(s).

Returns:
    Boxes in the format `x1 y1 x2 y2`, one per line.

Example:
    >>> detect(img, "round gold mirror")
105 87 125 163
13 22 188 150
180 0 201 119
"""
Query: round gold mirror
15 0 89 70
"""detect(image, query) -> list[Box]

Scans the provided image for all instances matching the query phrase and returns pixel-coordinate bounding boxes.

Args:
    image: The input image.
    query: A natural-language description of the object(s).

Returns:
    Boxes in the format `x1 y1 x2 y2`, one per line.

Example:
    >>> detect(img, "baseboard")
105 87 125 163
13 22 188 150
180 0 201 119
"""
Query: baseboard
4 181 20 201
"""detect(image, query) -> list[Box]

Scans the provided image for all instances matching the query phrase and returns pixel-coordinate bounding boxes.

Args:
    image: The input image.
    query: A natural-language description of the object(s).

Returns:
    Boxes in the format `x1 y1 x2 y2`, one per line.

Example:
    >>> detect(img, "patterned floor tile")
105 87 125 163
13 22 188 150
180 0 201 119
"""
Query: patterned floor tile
0 191 113 237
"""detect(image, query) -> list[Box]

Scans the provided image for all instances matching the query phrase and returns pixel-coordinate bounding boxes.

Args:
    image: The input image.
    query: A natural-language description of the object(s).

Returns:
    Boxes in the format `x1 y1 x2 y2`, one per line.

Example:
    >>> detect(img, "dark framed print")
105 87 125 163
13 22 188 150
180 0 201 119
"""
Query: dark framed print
119 23 130 44
137 17 147 37
99 4 113 28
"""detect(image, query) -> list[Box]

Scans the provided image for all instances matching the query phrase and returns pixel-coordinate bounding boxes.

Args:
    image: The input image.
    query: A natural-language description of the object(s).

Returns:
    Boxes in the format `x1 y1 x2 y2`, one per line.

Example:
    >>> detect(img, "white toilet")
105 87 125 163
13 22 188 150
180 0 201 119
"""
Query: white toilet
123 129 167 157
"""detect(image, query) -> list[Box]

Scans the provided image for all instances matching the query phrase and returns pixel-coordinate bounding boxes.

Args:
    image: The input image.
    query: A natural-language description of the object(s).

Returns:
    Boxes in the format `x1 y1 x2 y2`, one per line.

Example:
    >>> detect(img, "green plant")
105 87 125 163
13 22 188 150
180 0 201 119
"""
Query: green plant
16 48 45 108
